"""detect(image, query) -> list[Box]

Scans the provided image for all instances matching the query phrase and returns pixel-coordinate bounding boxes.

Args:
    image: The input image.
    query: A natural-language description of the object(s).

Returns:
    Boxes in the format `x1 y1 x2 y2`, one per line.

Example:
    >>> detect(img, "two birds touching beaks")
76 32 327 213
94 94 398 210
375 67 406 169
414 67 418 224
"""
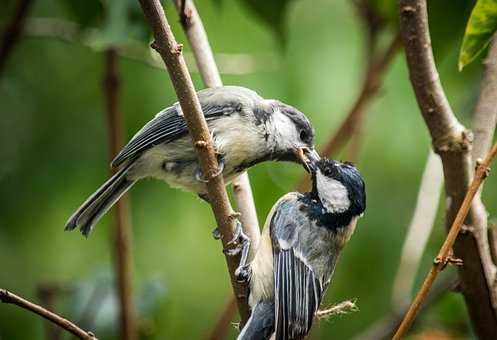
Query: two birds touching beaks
65 86 366 340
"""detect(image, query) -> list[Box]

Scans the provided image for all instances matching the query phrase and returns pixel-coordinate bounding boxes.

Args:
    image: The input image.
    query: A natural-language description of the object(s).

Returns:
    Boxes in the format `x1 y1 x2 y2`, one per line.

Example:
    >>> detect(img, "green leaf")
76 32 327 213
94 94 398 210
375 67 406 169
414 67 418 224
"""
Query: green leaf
237 0 297 46
459 0 497 70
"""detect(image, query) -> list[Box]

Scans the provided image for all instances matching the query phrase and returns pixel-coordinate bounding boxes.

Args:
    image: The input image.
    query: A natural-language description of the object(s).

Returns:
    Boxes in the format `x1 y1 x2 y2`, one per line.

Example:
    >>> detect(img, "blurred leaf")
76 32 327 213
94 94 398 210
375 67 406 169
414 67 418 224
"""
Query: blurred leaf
237 0 296 45
459 0 497 70
57 0 103 28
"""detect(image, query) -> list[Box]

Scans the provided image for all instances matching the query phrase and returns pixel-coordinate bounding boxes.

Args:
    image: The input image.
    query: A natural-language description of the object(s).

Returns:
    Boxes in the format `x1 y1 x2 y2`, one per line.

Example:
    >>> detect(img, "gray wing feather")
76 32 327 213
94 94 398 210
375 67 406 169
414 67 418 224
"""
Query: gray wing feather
111 95 241 168
270 194 325 340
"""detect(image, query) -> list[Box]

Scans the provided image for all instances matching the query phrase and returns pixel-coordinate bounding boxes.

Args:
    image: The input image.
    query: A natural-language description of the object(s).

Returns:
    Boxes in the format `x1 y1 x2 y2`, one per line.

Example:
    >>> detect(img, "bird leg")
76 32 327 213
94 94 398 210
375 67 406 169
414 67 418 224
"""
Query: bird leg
195 158 225 183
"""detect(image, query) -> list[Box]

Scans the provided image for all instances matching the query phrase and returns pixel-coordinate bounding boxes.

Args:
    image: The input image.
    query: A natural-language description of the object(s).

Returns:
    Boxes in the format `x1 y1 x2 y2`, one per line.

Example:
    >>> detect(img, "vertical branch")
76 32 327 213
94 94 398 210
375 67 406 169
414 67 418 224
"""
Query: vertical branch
137 0 251 323
472 36 497 262
103 48 137 340
0 0 34 75
37 283 66 340
391 151 443 309
396 0 497 337
173 0 260 257
205 297 238 340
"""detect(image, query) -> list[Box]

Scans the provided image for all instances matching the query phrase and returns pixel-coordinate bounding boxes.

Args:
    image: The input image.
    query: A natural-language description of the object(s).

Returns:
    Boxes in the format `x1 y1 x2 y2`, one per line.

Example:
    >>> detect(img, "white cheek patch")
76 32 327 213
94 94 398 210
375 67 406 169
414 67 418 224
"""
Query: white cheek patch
271 110 298 148
316 170 350 213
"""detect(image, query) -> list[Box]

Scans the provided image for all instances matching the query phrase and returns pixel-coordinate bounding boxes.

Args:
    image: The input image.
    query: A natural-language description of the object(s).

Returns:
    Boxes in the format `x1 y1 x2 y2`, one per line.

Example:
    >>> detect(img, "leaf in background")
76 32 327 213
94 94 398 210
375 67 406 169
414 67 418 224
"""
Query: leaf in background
57 0 103 28
237 0 296 46
459 0 497 70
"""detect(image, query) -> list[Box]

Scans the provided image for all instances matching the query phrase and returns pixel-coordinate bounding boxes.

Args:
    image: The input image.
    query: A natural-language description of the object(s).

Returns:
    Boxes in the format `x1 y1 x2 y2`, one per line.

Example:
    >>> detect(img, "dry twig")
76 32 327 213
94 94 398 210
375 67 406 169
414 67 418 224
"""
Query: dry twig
316 300 359 319
0 288 97 339
103 48 137 340
137 0 250 323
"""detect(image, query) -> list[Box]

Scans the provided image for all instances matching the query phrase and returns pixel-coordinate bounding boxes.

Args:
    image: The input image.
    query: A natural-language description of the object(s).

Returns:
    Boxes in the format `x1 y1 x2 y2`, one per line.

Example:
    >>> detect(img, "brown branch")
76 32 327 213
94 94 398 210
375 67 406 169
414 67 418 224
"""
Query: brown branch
173 0 261 261
296 33 401 192
0 288 97 339
36 283 67 340
391 151 443 308
104 48 137 340
397 0 497 338
393 138 497 338
316 300 358 319
0 0 34 75
137 0 250 323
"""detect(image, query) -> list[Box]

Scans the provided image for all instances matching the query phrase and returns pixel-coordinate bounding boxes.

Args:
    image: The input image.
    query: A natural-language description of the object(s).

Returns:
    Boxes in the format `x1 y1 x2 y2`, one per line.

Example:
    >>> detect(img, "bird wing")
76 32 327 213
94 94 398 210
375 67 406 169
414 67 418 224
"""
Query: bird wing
111 87 248 168
269 193 326 340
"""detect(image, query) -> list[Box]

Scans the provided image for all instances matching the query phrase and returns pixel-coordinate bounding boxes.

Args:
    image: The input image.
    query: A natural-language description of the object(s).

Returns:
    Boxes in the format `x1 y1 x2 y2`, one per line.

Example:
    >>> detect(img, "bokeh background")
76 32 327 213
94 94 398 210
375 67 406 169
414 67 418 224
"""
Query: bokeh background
0 0 493 339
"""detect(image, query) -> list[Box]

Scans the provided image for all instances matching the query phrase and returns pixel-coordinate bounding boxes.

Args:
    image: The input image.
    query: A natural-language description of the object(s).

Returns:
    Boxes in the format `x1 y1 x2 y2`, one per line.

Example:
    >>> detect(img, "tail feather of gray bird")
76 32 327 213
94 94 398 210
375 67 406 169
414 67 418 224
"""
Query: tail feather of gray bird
237 301 275 340
65 163 136 236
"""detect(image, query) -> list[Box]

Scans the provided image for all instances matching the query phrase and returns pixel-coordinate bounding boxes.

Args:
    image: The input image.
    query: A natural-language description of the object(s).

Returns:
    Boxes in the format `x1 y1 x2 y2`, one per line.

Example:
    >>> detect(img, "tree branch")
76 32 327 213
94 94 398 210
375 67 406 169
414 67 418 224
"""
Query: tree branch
137 0 250 323
392 151 443 309
0 0 34 75
103 48 137 340
393 128 497 337
398 0 497 338
0 288 97 339
173 0 261 262
205 297 238 340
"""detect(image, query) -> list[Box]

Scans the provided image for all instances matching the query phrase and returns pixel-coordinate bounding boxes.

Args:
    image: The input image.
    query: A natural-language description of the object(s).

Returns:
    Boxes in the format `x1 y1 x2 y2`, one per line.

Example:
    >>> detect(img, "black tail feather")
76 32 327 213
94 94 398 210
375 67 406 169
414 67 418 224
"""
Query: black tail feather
237 301 275 340
65 164 135 236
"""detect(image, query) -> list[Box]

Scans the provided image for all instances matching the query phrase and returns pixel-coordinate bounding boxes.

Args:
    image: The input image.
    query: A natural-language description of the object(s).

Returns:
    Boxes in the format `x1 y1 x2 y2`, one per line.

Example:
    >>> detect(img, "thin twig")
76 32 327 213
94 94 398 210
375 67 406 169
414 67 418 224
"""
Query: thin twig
316 300 358 319
36 283 67 340
173 0 261 262
0 288 97 339
393 141 497 339
296 33 401 192
398 0 497 337
137 0 250 323
391 151 443 309
104 48 137 340
0 0 34 75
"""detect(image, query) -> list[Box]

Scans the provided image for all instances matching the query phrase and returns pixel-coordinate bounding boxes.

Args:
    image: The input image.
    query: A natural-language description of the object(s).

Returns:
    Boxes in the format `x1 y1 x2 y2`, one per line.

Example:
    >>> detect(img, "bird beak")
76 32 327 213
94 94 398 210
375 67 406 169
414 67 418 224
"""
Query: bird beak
294 147 321 173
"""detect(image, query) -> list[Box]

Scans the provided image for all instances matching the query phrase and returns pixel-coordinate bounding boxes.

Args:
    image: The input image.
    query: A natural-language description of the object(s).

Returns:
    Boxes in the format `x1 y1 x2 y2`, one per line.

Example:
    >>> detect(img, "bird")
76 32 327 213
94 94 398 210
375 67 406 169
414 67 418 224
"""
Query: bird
65 86 318 237
236 158 366 340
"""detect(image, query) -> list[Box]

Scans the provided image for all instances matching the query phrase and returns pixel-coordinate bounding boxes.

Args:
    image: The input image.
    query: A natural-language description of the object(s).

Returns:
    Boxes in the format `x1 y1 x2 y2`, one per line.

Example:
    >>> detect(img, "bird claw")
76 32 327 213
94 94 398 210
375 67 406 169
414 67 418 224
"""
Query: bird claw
195 159 225 183
235 264 252 283
212 227 222 240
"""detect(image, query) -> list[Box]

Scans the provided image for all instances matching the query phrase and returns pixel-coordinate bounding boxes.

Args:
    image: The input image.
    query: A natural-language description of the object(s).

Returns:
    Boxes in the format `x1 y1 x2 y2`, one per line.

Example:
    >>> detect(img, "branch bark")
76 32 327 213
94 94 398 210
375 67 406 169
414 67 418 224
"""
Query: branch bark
472 36 497 265
137 0 250 323
0 288 97 339
396 1 497 337
0 0 34 76
173 0 260 260
104 48 137 340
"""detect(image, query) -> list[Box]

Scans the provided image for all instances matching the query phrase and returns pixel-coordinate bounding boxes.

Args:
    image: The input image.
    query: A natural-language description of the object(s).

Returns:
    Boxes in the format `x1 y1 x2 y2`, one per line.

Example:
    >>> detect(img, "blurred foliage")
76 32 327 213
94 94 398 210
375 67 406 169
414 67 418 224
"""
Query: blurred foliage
459 0 497 70
0 0 494 339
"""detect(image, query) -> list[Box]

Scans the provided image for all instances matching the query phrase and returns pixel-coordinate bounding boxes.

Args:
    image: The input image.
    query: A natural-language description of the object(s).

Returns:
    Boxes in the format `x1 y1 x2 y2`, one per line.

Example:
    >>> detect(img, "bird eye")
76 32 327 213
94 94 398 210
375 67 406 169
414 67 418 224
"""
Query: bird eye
299 129 308 142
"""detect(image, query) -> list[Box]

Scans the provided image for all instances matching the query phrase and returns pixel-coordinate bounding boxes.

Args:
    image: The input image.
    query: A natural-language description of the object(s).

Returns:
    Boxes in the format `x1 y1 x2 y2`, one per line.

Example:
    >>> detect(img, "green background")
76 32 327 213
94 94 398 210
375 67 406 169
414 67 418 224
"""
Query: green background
0 0 491 339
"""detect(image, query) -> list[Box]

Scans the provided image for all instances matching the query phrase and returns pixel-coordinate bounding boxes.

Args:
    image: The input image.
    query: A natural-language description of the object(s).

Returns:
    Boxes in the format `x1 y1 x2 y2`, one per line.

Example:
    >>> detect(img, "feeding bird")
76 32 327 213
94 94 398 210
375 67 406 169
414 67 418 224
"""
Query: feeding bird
236 158 366 340
65 86 318 236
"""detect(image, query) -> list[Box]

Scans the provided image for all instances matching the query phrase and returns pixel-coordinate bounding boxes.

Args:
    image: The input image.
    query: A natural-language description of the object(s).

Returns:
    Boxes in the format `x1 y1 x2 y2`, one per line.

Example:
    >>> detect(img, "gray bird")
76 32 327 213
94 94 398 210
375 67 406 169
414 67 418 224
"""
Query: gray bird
65 86 317 236
236 158 366 340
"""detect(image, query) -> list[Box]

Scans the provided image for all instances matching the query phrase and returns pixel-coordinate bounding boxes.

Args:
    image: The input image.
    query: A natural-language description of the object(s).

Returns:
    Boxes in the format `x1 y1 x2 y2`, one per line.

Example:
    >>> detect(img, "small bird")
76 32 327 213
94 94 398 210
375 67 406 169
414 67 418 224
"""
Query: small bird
66 86 318 236
236 158 366 340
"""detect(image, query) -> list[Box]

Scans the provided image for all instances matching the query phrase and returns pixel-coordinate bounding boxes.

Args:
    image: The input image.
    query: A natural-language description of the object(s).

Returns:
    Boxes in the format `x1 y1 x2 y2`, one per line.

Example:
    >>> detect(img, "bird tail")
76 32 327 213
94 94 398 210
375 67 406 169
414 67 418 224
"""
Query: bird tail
237 301 275 340
65 163 136 237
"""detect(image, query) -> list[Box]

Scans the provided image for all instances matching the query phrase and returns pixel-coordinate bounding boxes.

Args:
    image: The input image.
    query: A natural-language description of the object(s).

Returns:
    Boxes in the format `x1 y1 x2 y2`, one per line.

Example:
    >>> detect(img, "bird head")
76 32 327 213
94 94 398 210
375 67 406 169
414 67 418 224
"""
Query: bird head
311 159 366 216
